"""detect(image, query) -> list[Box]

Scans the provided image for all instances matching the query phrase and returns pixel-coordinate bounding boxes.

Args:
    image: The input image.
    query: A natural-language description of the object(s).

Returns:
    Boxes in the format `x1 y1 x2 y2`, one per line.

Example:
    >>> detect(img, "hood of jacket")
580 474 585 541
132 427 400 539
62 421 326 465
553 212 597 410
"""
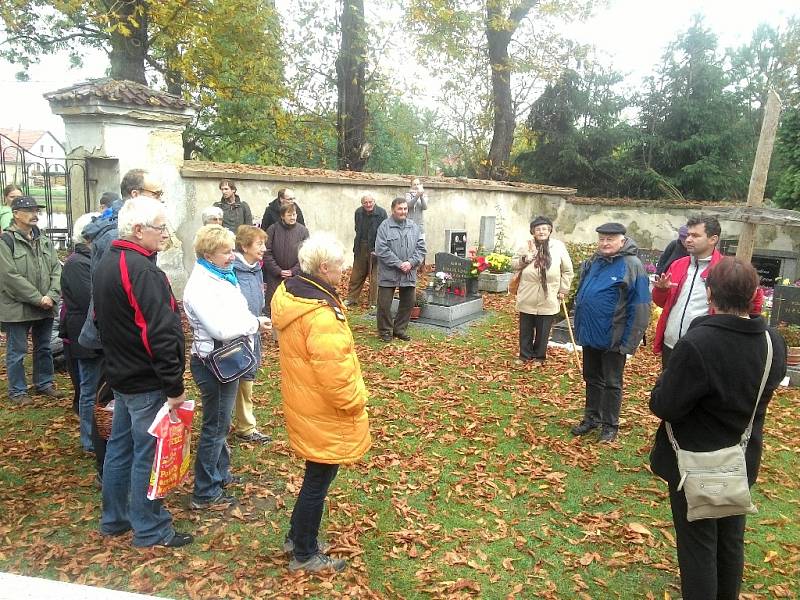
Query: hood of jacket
595 236 639 261
232 252 262 275
271 274 343 331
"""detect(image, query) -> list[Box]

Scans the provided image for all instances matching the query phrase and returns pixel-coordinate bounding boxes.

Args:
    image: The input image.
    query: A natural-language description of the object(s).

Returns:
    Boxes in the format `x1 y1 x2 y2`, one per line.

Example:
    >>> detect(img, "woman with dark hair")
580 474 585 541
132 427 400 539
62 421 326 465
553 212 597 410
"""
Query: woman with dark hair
511 216 573 364
649 257 786 600
263 202 309 316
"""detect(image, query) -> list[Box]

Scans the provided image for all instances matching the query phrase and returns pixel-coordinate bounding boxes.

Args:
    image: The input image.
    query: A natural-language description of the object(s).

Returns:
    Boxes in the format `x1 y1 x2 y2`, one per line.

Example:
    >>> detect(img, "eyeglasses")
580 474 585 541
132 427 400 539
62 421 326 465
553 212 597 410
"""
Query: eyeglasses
145 223 169 233
139 188 164 199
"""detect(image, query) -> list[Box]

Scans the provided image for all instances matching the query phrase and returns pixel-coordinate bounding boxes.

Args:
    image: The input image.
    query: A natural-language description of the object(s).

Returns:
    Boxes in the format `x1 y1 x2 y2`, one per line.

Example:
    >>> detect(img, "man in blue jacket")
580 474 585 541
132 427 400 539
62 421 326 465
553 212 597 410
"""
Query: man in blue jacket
572 222 651 442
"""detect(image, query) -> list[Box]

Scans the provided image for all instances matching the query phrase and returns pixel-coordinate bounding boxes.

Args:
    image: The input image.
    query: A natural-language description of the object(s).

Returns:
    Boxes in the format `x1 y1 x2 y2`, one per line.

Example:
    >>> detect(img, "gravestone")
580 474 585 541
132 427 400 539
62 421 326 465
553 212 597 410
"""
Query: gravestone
478 216 496 252
434 252 472 292
445 229 467 257
769 285 800 326
720 240 798 287
752 255 782 287
636 248 662 272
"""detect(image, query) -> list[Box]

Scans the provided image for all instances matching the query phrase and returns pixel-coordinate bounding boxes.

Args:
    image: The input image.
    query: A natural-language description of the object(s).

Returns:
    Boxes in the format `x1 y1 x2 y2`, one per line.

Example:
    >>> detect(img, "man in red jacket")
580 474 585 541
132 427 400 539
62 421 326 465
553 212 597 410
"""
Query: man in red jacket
653 215 763 369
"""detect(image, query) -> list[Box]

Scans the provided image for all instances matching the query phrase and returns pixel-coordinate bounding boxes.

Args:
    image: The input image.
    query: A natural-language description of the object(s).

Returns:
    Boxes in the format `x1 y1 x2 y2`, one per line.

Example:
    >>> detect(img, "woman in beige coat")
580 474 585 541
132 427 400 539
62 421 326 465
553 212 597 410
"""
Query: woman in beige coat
512 216 574 364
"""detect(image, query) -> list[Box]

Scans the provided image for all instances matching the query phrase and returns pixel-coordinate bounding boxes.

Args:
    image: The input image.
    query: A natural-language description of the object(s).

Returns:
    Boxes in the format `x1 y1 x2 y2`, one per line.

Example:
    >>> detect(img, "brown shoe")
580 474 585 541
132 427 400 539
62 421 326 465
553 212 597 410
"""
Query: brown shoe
36 386 64 399
9 394 33 407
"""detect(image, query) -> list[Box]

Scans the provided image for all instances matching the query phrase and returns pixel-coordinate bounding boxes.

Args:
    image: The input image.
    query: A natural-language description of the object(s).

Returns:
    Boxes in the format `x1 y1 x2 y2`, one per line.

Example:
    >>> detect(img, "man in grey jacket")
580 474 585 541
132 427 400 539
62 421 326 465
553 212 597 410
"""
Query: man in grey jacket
374 197 425 342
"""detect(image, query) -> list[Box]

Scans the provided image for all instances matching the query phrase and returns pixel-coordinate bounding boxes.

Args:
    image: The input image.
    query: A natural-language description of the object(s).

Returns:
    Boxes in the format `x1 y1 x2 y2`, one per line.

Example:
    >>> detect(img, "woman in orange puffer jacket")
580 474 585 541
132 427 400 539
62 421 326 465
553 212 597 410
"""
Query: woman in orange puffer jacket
270 232 371 575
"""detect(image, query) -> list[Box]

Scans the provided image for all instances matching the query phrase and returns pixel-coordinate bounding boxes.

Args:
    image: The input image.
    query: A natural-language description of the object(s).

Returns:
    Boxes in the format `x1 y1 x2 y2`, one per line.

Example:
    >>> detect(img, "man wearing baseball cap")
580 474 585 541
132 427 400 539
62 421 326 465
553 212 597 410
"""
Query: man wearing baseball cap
571 222 651 442
0 196 64 406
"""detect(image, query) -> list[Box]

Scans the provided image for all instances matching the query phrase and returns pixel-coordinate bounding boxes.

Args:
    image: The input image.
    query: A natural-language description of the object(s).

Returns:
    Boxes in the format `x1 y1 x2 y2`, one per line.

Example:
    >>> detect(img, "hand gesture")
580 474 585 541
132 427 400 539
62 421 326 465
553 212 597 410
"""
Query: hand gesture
654 273 676 289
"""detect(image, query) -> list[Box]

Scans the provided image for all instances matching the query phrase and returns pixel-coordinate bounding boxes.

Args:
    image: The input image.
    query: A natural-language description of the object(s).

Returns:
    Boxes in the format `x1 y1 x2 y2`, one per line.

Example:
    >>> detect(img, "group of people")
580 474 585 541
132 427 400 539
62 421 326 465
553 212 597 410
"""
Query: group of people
2 172 789 591
509 213 786 598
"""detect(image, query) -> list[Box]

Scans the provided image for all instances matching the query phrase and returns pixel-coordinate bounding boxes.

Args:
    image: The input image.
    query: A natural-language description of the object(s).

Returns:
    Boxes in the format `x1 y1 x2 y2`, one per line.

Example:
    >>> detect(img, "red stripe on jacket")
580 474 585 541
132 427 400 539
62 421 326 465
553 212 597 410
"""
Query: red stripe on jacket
117 245 154 358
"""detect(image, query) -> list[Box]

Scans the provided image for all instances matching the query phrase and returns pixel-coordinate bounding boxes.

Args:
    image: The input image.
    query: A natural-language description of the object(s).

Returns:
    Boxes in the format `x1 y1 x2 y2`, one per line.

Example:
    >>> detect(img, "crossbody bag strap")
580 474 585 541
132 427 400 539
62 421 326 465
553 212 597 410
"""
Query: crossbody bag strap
741 330 772 449
666 329 773 453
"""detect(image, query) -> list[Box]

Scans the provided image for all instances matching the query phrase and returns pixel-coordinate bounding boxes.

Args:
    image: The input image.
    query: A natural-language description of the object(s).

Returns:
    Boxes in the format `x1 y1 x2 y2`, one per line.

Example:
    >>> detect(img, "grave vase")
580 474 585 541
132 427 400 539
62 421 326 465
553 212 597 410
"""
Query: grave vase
787 347 800 366
478 271 513 293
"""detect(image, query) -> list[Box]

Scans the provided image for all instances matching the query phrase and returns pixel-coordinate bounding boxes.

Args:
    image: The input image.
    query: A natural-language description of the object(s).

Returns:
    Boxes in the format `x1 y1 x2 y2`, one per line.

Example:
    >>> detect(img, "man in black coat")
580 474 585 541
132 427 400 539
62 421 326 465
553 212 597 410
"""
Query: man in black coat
261 188 305 231
655 225 689 275
344 194 387 307
93 196 192 548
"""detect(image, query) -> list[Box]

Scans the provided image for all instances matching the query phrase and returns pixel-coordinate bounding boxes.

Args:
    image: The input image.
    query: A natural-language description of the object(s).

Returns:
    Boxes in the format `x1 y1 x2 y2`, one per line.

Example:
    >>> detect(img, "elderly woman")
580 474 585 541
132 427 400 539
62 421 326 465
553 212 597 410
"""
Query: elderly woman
511 216 573 364
1 184 22 231
201 205 224 226
650 257 786 600
231 225 271 443
183 225 271 510
263 202 309 316
271 232 371 574
59 211 101 451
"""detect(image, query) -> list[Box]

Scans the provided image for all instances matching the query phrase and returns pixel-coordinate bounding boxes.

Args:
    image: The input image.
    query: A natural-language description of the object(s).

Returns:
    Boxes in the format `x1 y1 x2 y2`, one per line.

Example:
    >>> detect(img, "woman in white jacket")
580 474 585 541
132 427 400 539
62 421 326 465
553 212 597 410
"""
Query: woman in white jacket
512 216 574 364
183 225 271 510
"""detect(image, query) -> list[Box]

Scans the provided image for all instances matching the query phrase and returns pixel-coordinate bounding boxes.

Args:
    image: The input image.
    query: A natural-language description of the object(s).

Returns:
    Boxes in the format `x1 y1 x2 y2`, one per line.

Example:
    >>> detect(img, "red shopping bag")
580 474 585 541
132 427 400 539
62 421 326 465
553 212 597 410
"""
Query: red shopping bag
147 400 195 500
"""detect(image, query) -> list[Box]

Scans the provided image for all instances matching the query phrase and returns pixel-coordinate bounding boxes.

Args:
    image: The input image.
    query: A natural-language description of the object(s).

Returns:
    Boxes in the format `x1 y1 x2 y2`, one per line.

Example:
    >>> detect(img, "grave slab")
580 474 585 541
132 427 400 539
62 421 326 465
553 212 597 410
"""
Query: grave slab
392 296 484 328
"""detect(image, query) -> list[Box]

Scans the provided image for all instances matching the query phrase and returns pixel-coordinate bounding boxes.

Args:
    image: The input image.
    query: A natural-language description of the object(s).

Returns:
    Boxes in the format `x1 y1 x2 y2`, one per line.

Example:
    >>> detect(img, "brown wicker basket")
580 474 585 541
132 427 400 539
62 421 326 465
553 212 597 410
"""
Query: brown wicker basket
93 379 115 440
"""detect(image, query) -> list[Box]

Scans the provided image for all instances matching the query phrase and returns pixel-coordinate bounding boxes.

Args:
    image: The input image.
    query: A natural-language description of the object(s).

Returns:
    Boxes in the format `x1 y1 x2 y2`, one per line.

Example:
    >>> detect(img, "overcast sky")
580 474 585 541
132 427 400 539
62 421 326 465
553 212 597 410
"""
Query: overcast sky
0 0 796 141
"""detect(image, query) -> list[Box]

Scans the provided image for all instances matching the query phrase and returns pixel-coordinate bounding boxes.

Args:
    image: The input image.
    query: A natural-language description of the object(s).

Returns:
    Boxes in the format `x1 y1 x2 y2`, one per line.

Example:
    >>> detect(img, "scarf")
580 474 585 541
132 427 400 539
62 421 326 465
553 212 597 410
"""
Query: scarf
197 257 238 286
533 238 552 293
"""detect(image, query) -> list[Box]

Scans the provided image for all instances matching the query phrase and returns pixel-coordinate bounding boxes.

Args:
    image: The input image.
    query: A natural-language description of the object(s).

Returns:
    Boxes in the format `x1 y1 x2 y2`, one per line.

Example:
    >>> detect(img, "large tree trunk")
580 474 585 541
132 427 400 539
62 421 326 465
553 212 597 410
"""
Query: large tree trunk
336 0 369 171
484 0 538 180
108 0 149 84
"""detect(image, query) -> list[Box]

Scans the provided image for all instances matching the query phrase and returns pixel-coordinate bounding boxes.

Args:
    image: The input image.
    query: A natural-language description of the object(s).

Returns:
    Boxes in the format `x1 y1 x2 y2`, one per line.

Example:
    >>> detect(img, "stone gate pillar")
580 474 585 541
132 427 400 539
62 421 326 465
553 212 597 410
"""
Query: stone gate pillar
45 78 196 293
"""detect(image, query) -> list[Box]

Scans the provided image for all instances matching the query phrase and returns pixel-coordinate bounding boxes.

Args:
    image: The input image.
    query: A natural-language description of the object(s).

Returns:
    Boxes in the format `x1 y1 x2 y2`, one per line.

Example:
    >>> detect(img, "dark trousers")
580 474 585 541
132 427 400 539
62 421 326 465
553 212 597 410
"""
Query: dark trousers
669 487 746 600
582 346 626 431
519 313 556 361
661 345 673 371
347 243 377 305
287 461 339 561
377 285 414 337
64 343 80 414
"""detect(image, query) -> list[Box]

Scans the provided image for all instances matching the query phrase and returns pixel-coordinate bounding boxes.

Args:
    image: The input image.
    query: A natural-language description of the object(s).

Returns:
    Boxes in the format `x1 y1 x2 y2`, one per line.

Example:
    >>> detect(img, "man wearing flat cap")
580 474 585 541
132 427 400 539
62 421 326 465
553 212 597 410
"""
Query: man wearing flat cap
0 196 63 406
571 222 650 442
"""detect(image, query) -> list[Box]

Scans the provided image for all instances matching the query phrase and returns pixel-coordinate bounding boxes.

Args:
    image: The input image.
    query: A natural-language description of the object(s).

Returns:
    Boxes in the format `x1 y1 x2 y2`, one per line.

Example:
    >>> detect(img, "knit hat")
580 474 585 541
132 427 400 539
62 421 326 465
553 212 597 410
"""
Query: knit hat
678 225 688 239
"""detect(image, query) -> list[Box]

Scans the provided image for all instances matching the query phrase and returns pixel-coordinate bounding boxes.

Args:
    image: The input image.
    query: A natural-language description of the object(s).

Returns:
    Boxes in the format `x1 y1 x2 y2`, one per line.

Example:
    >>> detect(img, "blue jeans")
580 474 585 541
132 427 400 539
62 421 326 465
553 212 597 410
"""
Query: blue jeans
2 319 55 397
287 461 339 561
100 388 175 547
77 357 102 452
191 357 237 501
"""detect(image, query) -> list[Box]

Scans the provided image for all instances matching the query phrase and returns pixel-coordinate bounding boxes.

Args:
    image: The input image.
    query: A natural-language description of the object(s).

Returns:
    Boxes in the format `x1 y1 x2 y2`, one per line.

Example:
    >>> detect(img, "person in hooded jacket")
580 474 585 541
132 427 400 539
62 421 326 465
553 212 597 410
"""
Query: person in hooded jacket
270 232 371 574
571 222 651 443
213 179 252 233
59 212 101 451
231 225 271 443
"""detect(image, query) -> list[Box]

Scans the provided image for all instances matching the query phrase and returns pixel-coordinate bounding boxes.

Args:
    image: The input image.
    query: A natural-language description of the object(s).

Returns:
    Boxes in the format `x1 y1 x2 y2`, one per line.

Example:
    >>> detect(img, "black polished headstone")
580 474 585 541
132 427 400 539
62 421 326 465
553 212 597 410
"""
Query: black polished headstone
445 229 467 257
751 255 781 287
770 285 800 326
434 252 472 289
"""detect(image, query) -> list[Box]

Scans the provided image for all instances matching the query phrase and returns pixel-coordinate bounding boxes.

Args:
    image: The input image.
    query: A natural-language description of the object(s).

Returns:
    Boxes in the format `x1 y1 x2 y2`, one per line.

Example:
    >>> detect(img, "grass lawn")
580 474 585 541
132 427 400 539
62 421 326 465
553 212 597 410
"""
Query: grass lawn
0 291 797 599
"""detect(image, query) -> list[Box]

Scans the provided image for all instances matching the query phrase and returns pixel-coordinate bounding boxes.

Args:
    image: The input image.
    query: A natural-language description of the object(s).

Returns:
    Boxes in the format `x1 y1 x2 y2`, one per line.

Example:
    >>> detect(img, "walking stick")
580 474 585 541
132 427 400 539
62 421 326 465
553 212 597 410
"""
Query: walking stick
562 298 582 373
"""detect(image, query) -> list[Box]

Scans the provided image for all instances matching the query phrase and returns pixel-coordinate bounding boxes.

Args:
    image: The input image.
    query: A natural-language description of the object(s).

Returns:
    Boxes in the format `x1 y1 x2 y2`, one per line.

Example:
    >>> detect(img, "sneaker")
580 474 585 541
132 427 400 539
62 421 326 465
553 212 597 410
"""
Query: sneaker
222 475 244 488
288 552 346 573
9 394 33 407
36 386 64 399
157 532 194 548
393 332 411 341
598 428 618 443
283 537 331 555
570 420 599 436
236 430 272 443
190 493 238 510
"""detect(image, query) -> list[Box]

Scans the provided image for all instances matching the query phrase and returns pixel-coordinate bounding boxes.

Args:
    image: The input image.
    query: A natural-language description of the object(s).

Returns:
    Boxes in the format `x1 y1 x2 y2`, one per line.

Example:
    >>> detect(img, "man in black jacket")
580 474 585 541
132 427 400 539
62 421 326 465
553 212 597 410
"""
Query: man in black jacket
261 188 305 231
345 194 387 307
93 196 192 548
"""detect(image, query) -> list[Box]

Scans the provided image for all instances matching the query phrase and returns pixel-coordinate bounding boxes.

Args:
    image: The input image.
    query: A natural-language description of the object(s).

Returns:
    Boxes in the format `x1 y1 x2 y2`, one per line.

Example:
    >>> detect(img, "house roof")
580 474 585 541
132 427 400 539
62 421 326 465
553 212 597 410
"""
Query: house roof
0 128 48 151
44 78 189 110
